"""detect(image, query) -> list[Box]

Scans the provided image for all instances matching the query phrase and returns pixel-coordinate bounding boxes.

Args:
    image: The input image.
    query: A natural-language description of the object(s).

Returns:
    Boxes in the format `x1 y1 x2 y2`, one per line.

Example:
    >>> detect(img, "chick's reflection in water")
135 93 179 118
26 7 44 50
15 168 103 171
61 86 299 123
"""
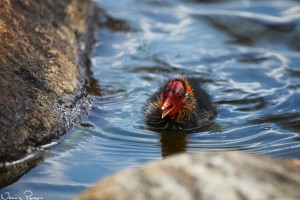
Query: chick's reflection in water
160 131 188 158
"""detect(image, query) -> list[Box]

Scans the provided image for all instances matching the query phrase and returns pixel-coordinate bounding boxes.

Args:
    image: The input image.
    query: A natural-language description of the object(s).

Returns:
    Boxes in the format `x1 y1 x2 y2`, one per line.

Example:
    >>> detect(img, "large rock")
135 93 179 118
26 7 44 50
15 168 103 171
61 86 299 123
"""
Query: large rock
76 152 300 200
0 0 99 162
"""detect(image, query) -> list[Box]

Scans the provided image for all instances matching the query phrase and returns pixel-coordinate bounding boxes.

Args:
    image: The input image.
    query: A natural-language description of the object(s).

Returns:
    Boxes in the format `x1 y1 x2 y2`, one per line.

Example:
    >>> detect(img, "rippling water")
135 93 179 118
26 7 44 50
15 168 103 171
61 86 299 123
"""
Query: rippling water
1 0 300 199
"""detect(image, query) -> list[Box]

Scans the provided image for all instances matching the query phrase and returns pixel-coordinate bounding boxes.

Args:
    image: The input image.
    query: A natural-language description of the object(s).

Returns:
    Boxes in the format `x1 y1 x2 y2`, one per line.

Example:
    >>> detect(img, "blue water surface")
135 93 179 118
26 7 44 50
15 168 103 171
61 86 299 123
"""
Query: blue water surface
1 0 300 199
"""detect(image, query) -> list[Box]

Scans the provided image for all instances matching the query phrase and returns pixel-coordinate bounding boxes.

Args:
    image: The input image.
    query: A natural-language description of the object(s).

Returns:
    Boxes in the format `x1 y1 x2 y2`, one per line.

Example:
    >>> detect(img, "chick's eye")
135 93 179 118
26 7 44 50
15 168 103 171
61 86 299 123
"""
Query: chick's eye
178 92 186 100
164 86 171 92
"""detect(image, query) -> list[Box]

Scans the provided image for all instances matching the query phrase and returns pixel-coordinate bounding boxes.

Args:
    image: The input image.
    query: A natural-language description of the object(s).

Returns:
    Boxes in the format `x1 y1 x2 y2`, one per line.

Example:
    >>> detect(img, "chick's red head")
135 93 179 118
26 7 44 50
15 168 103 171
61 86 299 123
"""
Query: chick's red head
161 79 187 118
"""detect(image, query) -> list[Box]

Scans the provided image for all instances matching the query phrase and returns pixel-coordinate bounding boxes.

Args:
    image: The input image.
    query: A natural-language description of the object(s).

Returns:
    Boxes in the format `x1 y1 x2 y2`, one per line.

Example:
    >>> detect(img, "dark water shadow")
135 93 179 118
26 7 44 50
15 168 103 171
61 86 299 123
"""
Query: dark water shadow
192 11 300 51
160 131 188 157
0 154 43 189
249 113 300 133
158 122 220 158
97 7 132 32
85 8 133 97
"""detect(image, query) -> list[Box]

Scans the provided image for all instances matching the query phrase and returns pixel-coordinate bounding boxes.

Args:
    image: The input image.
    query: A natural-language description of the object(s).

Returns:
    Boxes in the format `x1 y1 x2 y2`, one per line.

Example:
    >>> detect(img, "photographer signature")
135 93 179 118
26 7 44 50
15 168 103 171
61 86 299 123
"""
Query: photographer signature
1 190 43 200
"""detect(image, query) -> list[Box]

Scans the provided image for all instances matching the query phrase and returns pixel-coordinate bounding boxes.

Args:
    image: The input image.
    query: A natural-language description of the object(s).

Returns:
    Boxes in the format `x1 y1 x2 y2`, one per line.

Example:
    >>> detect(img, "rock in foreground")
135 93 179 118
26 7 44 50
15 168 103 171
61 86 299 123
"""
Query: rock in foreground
0 0 98 161
76 152 300 200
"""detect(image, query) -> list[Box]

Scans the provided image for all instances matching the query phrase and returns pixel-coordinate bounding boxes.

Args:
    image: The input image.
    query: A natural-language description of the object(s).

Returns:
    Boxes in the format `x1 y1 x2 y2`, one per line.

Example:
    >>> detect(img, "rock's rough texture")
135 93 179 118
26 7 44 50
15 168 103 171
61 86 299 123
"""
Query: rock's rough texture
76 152 300 200
0 0 98 162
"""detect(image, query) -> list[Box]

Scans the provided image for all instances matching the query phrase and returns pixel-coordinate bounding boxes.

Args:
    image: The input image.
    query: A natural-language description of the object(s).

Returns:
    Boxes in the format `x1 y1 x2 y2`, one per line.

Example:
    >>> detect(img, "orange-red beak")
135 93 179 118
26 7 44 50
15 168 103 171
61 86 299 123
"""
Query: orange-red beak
161 98 174 118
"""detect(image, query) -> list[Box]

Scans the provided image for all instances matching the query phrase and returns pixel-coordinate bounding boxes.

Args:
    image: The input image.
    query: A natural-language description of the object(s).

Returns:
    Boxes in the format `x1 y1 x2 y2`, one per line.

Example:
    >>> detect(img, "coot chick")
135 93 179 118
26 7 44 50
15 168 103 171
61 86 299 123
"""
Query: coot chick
144 77 216 131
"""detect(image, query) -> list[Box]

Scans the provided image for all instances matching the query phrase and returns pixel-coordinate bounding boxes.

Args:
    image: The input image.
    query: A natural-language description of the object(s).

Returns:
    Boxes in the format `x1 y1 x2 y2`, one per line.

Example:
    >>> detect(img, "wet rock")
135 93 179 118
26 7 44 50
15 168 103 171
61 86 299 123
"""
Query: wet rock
0 0 99 162
0 155 42 188
76 152 300 200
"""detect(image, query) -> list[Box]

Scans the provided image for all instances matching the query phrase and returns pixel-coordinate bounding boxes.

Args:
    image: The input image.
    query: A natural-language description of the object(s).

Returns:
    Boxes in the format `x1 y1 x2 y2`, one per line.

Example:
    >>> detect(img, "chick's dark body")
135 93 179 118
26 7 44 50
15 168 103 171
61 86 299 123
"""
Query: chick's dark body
144 78 216 131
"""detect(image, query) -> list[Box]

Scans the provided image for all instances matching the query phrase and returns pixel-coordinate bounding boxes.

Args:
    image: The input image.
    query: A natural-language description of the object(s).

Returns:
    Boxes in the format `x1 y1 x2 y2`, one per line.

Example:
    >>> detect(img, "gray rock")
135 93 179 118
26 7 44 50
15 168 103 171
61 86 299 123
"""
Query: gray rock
0 0 99 162
76 152 300 200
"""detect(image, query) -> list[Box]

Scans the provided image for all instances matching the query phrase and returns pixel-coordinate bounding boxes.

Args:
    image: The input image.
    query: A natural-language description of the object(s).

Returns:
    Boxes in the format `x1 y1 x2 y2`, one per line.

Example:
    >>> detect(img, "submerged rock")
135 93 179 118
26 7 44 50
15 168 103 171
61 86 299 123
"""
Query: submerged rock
76 152 300 200
0 0 99 162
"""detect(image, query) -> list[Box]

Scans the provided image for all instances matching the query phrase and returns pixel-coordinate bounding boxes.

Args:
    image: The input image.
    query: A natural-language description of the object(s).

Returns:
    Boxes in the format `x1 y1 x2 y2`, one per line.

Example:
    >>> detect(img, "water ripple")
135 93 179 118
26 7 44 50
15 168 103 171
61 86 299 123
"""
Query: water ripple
3 0 300 198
